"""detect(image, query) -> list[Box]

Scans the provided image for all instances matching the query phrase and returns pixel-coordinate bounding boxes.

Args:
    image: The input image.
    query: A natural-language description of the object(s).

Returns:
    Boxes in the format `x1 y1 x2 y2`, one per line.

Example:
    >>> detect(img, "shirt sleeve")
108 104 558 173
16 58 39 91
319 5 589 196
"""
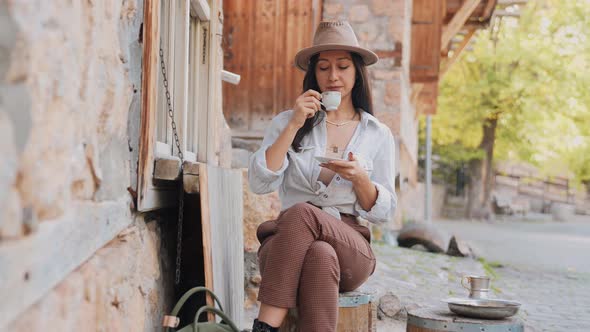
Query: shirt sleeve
247 111 292 194
354 129 398 224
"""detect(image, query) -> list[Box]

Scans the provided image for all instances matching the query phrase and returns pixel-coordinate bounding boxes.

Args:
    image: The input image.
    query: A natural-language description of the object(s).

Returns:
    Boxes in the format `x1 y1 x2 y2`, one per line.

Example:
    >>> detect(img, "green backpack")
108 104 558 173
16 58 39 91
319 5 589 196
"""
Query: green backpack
163 287 241 332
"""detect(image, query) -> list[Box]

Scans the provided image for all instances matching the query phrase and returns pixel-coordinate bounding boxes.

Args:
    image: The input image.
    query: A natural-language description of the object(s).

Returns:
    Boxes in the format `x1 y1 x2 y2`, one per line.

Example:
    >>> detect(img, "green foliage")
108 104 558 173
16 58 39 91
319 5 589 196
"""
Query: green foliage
430 0 590 184
477 257 500 279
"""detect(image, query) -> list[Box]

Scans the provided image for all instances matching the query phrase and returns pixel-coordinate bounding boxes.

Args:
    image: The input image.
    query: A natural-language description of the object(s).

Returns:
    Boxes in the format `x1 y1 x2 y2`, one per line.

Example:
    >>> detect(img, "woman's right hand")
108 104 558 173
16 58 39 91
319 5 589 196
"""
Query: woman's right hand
289 89 322 129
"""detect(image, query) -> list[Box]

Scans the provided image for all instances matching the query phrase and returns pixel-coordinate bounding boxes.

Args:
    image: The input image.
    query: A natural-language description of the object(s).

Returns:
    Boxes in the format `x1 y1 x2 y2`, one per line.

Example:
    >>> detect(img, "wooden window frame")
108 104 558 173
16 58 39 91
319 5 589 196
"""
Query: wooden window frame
138 0 212 211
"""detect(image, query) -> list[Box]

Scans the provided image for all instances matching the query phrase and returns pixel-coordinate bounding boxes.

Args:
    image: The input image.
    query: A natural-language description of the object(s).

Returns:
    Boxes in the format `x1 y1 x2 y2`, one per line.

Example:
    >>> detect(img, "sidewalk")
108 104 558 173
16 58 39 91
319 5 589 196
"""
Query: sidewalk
244 239 589 331
365 243 489 331
369 229 590 331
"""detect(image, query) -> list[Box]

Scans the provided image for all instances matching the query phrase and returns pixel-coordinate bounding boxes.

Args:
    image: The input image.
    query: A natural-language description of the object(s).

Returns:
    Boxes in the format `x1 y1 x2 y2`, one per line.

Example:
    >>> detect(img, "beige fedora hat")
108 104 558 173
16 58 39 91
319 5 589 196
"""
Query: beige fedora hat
294 21 378 71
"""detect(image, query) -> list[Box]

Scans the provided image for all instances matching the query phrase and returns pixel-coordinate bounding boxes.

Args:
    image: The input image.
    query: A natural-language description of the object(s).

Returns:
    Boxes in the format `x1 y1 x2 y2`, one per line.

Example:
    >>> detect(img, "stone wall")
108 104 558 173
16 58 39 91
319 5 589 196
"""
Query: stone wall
1 0 141 233
323 0 418 229
12 216 176 331
0 0 175 328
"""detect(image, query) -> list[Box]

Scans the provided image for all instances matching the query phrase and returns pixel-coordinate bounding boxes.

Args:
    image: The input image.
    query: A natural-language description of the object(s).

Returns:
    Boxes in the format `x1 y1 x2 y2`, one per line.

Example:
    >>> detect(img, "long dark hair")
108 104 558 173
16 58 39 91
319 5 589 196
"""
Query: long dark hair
291 52 374 152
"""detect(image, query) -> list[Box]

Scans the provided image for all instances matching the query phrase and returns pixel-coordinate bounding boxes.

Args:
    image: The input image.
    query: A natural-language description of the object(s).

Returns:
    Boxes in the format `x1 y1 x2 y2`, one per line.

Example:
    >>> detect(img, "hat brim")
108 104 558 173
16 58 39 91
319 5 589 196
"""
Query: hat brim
294 44 379 71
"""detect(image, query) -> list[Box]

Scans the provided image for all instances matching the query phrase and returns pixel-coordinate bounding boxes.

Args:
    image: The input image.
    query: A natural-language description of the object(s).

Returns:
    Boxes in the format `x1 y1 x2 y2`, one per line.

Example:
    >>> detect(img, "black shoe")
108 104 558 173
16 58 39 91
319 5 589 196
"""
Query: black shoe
252 319 279 332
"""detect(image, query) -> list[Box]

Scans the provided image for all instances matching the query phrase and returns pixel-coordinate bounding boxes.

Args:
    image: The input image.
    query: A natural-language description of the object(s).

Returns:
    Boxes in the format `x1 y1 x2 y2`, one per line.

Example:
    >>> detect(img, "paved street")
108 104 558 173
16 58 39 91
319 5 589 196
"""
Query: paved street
435 216 590 273
435 216 590 332
243 216 590 331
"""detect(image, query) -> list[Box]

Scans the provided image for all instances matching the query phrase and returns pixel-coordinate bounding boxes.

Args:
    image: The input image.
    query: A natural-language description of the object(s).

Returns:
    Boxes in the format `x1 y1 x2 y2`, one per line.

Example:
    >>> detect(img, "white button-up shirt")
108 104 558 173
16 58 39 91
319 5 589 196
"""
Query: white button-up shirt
248 110 397 224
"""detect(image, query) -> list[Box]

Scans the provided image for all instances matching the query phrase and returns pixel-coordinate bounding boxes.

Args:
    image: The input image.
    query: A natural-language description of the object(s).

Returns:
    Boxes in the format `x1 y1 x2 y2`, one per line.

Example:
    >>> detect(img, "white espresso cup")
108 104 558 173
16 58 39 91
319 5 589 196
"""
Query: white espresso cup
321 91 341 111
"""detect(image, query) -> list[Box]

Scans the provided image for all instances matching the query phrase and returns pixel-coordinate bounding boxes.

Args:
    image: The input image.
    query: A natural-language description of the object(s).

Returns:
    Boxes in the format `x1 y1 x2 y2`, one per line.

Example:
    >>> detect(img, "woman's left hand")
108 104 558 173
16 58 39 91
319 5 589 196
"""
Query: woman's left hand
320 152 370 185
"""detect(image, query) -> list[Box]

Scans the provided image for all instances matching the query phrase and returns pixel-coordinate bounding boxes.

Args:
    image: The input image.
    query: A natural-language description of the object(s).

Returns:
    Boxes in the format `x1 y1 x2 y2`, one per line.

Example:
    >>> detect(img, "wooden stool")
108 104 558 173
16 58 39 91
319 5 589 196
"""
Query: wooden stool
407 307 524 332
279 291 376 332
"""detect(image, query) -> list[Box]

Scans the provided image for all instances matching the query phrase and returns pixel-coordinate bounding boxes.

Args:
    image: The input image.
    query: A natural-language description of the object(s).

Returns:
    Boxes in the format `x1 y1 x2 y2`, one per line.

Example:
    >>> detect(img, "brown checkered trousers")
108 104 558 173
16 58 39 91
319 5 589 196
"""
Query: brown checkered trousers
256 202 376 332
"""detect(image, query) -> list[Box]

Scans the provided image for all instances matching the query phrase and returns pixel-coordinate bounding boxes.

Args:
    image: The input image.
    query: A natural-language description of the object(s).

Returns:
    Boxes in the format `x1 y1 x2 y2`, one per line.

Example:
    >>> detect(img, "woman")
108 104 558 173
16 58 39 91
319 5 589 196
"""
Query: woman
248 21 397 332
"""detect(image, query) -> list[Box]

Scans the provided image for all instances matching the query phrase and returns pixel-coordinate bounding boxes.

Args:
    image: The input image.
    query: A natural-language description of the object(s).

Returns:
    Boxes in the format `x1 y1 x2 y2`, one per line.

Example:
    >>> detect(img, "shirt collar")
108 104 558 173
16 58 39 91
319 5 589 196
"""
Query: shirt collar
359 109 379 129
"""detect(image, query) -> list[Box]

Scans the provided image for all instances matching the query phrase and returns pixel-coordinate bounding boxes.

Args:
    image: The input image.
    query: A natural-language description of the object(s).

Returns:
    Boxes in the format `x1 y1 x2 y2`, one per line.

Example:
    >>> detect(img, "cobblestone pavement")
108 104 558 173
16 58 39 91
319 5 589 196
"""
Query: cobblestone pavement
490 265 590 332
243 217 590 331
368 241 590 332
436 217 590 332
365 244 487 331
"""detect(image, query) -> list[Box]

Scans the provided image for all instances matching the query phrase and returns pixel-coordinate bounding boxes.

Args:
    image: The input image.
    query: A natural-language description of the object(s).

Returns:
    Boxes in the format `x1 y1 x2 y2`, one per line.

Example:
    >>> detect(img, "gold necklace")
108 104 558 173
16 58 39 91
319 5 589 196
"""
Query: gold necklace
326 112 358 127
327 113 358 153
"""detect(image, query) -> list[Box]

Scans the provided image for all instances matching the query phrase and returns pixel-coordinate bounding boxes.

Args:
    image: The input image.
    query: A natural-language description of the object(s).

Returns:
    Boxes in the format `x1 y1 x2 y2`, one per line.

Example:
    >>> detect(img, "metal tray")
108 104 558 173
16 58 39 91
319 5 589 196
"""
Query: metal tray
442 298 521 319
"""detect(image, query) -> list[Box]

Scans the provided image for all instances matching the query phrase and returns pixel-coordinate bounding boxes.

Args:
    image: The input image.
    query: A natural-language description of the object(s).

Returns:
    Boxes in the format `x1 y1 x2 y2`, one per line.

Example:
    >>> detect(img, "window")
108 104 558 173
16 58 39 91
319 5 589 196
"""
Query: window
157 0 205 162
138 0 212 211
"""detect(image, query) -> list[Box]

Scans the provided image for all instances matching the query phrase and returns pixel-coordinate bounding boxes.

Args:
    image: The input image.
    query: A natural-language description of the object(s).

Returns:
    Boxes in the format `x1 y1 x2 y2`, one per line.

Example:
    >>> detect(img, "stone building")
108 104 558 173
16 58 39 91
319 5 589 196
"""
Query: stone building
1 0 497 330
0 0 242 329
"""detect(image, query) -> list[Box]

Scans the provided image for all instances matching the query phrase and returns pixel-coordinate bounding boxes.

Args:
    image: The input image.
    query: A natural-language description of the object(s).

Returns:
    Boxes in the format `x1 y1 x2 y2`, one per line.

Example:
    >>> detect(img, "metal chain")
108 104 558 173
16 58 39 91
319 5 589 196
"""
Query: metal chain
159 44 185 286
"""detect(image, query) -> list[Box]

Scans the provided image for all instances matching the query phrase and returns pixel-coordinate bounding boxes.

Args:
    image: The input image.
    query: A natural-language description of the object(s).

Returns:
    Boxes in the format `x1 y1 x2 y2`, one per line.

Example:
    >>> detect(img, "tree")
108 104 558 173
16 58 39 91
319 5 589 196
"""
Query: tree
428 0 590 218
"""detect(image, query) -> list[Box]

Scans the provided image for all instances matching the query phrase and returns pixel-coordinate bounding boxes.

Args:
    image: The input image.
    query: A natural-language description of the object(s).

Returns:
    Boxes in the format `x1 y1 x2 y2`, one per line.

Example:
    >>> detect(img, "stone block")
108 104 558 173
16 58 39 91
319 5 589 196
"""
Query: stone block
244 286 260 310
242 169 281 252
10 217 170 331
323 3 344 17
375 111 401 137
0 187 23 238
356 22 379 42
446 235 473 257
385 81 401 105
371 0 405 17
95 138 130 202
372 69 401 81
232 137 261 152
378 292 402 318
388 19 405 42
348 5 370 23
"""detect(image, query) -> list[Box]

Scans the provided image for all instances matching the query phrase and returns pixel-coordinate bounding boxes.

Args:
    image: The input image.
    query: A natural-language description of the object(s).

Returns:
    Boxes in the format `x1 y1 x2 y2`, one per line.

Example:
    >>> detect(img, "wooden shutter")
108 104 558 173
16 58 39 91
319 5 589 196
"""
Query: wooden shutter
410 0 445 83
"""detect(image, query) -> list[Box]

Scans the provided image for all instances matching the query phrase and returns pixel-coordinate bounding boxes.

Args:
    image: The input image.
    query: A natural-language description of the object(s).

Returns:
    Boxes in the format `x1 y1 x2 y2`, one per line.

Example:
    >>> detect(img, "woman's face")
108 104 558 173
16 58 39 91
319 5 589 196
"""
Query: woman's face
315 50 356 100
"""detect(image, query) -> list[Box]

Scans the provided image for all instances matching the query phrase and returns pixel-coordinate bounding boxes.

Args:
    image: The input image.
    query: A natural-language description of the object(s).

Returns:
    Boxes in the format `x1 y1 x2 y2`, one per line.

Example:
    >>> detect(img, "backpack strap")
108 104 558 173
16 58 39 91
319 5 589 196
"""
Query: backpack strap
163 287 226 331
193 306 240 332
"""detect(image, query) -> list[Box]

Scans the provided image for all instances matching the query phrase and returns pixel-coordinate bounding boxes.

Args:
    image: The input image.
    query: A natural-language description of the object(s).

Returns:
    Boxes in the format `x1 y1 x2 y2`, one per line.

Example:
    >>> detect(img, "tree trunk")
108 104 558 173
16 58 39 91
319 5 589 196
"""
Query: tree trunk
466 117 498 219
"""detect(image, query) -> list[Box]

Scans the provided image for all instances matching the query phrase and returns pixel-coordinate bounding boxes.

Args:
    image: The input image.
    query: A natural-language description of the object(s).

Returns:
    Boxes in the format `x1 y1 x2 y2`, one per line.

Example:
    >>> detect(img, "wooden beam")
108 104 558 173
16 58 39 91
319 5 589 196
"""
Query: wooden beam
494 9 521 17
480 0 498 20
182 161 200 193
137 0 159 210
374 49 403 60
198 163 214 314
231 130 265 139
0 200 133 328
154 156 182 181
497 0 527 6
375 43 404 65
441 0 481 49
441 28 476 77
206 0 220 165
